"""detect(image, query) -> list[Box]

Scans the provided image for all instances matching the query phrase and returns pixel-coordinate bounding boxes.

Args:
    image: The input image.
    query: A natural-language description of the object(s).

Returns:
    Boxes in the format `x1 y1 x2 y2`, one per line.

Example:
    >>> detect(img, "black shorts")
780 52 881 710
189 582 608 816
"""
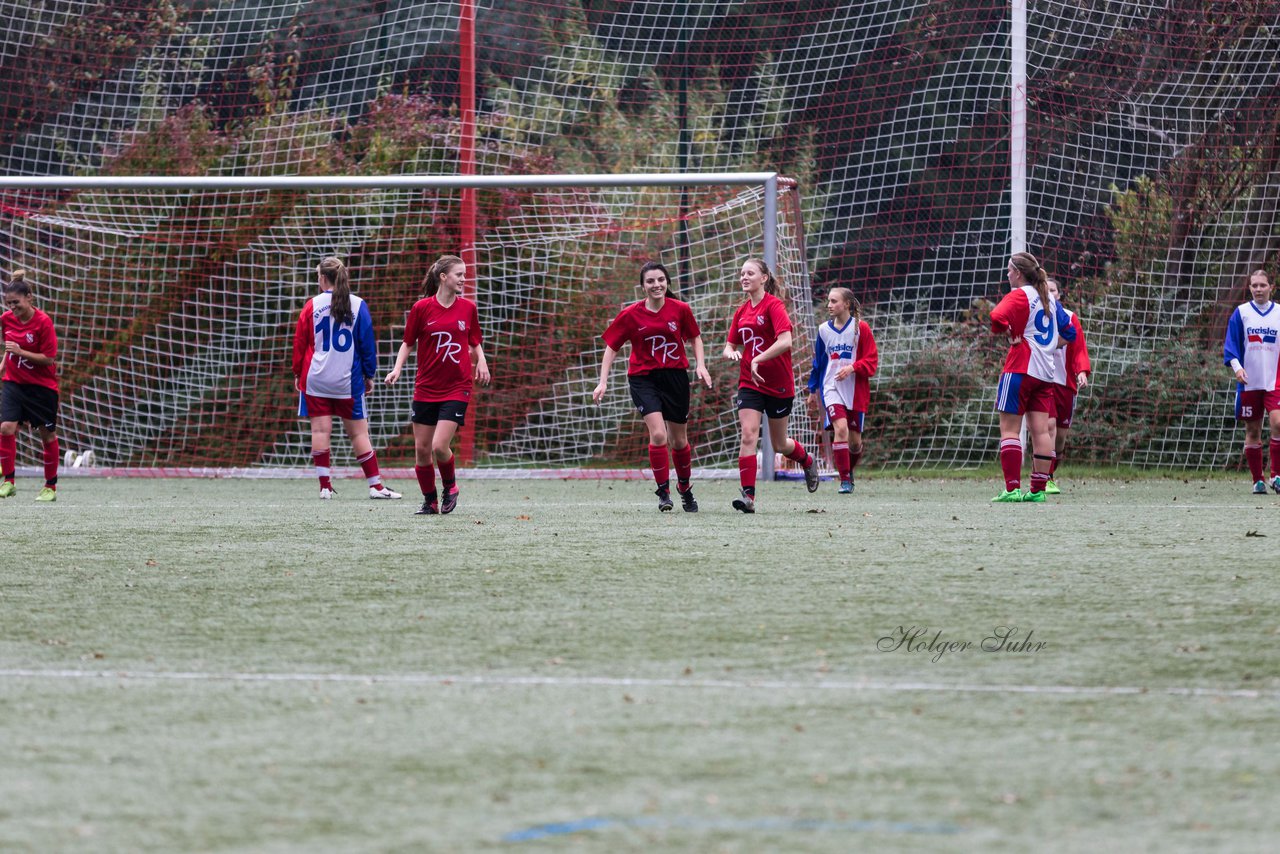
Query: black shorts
412 399 468 426
736 387 793 419
0 381 58 430
628 369 691 423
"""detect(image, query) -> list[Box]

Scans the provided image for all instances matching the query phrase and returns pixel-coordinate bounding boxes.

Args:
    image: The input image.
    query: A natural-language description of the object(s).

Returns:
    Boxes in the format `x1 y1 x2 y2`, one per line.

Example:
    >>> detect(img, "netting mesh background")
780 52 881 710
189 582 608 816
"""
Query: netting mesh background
2 1 1279 470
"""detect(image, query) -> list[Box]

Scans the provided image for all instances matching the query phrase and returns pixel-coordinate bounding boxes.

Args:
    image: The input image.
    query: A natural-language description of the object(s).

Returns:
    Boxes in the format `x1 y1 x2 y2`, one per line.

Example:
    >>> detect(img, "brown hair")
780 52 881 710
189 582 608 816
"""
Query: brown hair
744 257 781 297
317 257 352 325
639 260 677 299
3 268 32 299
1010 251 1051 316
828 286 861 323
1246 268 1272 297
424 255 464 298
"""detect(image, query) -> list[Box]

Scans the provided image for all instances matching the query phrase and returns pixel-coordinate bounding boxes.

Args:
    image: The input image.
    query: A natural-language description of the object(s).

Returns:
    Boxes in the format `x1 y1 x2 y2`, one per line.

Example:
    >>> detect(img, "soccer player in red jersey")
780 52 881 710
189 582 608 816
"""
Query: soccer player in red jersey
988 252 1077 503
0 270 61 502
1045 278 1090 495
385 255 490 515
592 261 713 512
292 256 400 501
723 257 819 513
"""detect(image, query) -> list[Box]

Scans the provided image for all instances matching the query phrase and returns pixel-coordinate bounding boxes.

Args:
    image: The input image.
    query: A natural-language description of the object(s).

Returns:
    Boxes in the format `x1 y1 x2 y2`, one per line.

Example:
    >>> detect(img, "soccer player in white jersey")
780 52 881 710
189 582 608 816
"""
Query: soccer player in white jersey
292 256 400 500
806 287 878 493
1223 269 1280 494
1045 278 1090 495
988 251 1076 503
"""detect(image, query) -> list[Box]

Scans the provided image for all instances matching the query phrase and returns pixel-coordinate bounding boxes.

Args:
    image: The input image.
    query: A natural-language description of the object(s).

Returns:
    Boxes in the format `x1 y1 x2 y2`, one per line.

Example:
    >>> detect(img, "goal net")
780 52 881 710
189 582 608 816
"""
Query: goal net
0 178 818 475
3 2 1279 471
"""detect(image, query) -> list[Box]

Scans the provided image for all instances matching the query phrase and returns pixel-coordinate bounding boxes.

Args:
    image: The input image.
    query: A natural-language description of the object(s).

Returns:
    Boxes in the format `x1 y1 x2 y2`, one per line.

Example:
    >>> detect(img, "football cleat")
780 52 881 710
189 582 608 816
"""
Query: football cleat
1270 476 1280 494
838 479 853 494
803 455 820 493
319 487 336 500
1044 479 1061 495
732 489 756 514
0 481 14 499
415 495 439 515
369 484 402 500
655 487 673 512
440 486 459 514
1021 489 1046 503
679 486 698 513
1253 480 1268 495
35 486 57 502
991 489 1022 503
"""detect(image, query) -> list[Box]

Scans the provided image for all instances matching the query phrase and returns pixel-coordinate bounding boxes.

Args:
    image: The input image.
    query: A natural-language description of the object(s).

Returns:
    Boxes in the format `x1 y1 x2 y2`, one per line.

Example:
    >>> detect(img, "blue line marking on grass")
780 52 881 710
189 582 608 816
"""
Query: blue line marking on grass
502 815 961 842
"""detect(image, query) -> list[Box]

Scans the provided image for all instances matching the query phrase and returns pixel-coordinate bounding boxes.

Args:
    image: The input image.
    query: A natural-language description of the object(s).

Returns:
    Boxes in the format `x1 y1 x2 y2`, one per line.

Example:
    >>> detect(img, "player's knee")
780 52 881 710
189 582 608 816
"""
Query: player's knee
649 429 668 447
432 445 452 463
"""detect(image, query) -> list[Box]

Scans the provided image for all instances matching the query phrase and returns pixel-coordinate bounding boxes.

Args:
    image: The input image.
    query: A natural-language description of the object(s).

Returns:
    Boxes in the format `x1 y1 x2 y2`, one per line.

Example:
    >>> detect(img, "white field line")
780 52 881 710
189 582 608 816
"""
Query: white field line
1 669 1276 700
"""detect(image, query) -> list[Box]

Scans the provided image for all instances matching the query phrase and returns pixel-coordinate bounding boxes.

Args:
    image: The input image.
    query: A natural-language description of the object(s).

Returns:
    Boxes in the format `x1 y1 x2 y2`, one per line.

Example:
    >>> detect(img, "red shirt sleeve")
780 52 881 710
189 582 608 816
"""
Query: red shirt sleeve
468 301 482 347
292 299 313 379
681 302 701 340
990 289 1028 334
853 320 878 377
767 296 793 335
402 301 423 346
39 313 57 360
601 304 633 351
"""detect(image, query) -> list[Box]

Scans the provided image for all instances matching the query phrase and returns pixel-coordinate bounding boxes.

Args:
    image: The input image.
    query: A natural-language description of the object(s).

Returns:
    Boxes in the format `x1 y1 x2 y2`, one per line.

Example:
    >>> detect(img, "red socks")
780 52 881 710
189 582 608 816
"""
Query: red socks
999 438 1022 491
1245 443 1264 482
312 449 332 490
43 438 59 487
671 443 692 487
1270 439 1280 478
832 442 850 480
356 449 382 487
415 464 436 497
784 439 812 467
648 444 670 488
438 453 456 488
738 454 757 494
0 433 14 480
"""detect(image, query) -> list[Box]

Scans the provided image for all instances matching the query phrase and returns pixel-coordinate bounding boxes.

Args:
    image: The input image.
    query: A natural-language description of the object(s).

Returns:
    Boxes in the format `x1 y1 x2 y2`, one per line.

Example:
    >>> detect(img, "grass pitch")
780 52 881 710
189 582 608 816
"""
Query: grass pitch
1 474 1277 852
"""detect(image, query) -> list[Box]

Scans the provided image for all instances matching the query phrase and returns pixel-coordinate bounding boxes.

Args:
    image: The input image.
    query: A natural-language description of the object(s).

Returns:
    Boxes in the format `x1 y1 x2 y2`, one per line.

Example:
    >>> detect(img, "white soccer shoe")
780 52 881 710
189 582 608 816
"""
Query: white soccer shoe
369 484 402 499
319 487 336 500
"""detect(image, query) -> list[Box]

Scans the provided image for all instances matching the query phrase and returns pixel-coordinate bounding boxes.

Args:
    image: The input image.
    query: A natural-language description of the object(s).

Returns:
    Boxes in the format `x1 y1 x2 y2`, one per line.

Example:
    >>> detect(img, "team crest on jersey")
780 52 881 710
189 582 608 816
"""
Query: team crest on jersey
458 320 466 331
668 321 678 332
756 314 765 325
25 333 33 343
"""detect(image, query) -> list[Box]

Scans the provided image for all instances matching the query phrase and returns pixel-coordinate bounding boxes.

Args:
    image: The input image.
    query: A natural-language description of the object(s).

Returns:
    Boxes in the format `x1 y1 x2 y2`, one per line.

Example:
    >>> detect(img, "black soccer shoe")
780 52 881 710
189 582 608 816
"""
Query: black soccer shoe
732 489 756 514
679 486 698 513
415 493 439 515
441 486 459 514
803 455 821 493
655 487 674 512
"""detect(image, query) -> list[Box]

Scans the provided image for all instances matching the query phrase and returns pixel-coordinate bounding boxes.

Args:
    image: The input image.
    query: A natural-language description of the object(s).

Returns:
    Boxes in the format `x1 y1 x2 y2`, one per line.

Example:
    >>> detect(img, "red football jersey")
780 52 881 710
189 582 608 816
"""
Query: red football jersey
401 295 483 402
601 298 700 375
1 308 58 391
727 292 795 397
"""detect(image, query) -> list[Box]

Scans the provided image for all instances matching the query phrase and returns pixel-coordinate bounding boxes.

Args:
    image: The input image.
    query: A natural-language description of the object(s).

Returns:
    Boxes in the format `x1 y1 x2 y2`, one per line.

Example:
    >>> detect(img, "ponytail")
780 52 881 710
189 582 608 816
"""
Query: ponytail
1011 251 1051 315
318 257 352 325
423 254 464 298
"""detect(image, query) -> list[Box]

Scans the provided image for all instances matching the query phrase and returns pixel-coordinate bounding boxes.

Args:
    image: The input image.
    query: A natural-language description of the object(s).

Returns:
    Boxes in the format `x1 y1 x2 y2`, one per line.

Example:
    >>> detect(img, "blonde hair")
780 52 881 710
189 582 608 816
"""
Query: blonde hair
4 268 32 298
1010 251 1051 316
423 255 464 298
317 257 351 324
828 286 861 322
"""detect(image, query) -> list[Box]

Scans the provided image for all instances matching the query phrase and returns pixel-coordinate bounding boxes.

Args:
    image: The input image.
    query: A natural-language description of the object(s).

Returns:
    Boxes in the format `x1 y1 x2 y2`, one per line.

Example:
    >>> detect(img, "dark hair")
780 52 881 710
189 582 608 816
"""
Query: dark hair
828 286 861 323
424 255 464 298
317 257 352 325
3 269 32 299
744 257 781 297
639 261 676 298
1010 251 1051 317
